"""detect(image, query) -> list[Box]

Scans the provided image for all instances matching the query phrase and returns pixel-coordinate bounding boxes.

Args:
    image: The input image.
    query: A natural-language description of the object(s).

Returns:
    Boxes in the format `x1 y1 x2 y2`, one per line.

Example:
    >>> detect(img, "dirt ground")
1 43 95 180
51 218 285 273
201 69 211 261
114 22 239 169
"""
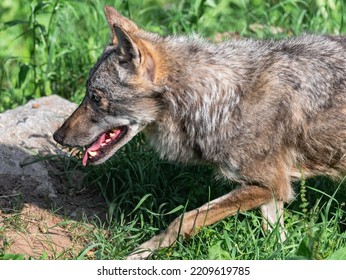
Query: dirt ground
0 160 108 259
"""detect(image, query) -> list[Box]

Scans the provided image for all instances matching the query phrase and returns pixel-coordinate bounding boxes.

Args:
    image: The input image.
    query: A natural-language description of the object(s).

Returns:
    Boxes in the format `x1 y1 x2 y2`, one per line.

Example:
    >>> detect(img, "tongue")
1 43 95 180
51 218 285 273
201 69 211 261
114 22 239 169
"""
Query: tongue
82 133 106 166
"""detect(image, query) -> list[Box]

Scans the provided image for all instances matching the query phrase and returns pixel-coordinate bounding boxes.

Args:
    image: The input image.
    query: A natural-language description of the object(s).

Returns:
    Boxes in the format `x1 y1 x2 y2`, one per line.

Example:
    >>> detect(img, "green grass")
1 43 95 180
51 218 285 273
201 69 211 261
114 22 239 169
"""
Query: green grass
1 0 345 260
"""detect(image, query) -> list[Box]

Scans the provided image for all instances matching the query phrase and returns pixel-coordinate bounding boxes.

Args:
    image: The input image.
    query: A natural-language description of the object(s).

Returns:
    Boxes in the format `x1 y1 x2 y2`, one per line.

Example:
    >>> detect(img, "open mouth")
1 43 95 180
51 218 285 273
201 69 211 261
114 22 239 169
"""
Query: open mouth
82 126 128 166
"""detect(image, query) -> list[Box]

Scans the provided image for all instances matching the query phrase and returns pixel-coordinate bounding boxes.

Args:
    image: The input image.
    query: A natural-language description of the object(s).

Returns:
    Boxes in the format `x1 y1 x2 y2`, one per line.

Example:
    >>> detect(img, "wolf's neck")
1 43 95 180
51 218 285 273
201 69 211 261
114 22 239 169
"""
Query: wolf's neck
154 35 264 113
145 35 261 163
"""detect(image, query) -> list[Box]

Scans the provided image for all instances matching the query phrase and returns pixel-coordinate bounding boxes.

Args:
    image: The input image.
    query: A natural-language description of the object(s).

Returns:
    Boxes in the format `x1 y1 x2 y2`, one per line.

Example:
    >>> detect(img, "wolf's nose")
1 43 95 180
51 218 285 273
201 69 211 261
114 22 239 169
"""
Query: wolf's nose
53 129 64 144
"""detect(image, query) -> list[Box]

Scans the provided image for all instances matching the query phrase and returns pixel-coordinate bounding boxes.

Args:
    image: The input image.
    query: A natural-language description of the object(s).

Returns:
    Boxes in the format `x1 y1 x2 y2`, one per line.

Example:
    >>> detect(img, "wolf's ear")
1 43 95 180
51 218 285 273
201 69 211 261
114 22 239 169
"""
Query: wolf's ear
114 25 141 68
104 6 138 44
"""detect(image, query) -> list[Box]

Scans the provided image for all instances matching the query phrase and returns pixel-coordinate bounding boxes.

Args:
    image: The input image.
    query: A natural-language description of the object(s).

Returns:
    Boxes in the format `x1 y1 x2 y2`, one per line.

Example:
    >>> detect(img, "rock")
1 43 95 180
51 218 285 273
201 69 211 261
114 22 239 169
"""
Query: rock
0 96 109 259
0 95 77 208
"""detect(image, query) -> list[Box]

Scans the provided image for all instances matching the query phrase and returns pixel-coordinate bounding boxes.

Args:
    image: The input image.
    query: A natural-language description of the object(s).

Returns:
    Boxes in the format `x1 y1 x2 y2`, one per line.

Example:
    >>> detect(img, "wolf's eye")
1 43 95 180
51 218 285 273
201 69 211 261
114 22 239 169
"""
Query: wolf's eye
119 59 130 68
91 93 101 103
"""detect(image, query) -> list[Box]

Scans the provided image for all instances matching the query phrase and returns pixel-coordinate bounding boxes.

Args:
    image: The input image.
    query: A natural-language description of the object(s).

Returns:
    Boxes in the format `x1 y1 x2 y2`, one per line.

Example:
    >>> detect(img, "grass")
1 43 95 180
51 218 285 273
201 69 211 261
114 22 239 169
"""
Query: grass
1 0 346 260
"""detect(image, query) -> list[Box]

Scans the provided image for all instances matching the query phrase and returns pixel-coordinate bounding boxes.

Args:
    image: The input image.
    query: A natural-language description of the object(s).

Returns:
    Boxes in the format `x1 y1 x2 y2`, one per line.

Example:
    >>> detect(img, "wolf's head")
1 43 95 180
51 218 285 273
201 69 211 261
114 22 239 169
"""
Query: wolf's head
53 6 164 165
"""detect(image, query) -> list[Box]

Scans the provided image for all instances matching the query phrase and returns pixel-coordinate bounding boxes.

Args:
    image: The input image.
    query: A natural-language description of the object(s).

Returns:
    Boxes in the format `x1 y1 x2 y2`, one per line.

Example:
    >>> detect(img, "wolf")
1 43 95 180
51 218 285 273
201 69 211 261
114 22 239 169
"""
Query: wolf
53 6 346 259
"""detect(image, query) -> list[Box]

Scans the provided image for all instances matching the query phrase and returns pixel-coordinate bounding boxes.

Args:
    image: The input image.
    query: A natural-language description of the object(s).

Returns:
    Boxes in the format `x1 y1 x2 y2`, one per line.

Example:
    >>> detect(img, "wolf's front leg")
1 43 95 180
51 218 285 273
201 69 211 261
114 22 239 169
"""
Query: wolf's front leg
127 185 274 260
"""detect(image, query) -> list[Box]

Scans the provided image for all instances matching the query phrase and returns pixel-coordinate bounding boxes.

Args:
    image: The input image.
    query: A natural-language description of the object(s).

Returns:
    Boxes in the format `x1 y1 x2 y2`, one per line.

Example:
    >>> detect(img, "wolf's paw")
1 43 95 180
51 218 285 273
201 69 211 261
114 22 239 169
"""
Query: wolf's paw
126 249 152 260
126 230 177 260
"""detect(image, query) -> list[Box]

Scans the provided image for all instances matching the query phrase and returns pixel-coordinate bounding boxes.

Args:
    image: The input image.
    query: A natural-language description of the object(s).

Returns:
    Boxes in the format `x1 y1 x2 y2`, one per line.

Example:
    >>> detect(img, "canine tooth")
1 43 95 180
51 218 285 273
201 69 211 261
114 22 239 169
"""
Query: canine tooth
109 132 115 138
105 139 111 143
88 150 97 157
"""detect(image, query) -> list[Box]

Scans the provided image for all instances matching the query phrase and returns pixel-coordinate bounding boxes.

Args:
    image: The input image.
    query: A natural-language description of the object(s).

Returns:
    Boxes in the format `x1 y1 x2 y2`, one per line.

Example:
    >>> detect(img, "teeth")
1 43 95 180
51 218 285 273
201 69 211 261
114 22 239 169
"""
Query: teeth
88 150 98 157
109 132 115 138
105 139 111 143
101 143 106 147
